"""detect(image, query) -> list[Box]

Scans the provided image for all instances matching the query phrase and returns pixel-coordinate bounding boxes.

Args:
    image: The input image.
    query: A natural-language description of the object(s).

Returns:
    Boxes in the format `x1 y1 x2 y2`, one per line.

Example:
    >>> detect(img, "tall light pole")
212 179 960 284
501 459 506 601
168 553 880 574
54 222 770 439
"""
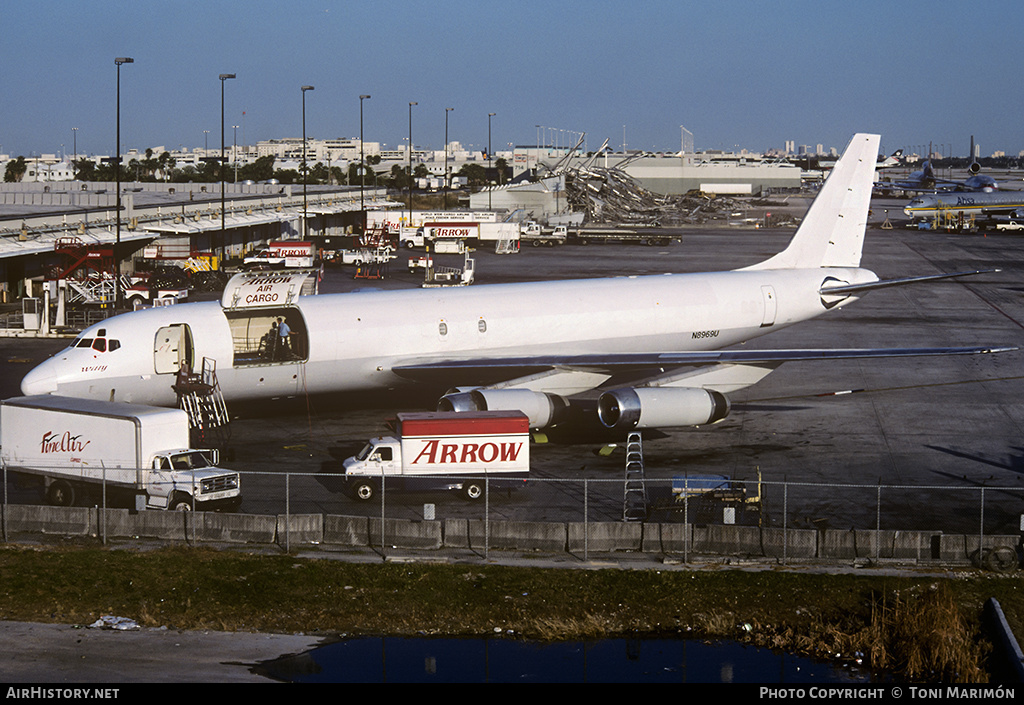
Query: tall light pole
232 124 239 182
488 112 495 210
114 57 133 310
301 85 314 239
359 94 370 218
408 101 417 226
444 107 453 210
219 73 235 260
71 127 78 180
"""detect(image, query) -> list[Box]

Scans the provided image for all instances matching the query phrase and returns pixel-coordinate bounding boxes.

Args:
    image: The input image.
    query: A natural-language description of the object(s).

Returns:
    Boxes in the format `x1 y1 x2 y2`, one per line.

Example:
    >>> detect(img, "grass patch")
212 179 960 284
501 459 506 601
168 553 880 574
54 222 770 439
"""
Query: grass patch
0 543 1018 682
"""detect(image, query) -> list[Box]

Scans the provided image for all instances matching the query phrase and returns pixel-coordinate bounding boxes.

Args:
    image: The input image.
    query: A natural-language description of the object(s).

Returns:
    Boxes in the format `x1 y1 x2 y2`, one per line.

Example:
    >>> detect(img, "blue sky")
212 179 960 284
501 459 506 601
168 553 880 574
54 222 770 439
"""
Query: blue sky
2 0 1021 159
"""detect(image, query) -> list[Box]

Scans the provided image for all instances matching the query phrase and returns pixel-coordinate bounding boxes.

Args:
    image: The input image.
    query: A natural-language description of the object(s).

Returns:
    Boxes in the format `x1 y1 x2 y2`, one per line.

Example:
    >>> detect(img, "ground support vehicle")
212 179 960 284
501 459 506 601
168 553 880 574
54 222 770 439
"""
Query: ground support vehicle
243 241 317 269
341 411 529 501
520 223 567 247
0 395 241 511
647 474 761 524
569 227 674 246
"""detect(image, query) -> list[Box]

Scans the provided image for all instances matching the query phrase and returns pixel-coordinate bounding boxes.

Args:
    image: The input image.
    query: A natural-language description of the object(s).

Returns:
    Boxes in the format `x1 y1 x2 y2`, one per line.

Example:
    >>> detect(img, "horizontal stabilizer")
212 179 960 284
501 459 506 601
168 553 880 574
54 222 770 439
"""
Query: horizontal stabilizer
819 269 1000 296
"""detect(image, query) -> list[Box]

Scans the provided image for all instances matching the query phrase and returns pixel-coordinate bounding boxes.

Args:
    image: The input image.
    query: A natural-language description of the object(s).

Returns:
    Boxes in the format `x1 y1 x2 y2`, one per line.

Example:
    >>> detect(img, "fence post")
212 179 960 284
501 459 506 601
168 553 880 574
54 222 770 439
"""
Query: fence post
583 478 589 562
980 486 986 558
2 460 6 543
485 477 490 562
876 482 881 562
683 479 689 564
783 481 788 565
102 463 108 546
285 472 290 553
379 471 385 556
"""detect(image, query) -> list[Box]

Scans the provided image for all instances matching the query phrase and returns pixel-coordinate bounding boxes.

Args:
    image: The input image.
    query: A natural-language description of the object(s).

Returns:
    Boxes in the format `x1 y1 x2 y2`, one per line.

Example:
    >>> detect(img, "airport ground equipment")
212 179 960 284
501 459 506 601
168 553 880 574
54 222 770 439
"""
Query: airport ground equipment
351 226 394 279
520 223 567 247
172 357 230 449
242 240 317 269
421 250 475 287
341 411 529 501
647 474 761 525
0 395 241 511
623 431 648 521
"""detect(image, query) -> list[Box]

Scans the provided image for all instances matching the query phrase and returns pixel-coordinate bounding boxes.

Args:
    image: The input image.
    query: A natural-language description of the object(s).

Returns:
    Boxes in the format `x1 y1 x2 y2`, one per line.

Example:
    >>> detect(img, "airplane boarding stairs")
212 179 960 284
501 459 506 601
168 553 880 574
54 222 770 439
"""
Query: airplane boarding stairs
173 357 231 449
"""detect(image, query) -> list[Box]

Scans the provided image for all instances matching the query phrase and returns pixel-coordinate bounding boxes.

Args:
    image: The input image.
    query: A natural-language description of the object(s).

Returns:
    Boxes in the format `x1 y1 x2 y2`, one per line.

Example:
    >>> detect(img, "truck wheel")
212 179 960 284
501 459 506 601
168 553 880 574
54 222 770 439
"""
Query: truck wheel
170 493 193 511
47 480 75 507
462 481 484 501
352 481 375 501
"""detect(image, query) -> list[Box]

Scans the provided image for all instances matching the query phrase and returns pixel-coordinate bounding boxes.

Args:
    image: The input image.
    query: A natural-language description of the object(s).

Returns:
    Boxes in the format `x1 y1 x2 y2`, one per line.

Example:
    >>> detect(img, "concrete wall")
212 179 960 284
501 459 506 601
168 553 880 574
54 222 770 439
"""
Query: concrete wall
1 504 1018 568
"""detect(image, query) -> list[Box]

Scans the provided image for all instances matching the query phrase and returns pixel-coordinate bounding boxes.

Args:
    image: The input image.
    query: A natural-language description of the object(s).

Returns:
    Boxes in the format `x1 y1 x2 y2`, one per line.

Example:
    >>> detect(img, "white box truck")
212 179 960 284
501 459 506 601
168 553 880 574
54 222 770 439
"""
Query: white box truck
0 395 241 511
342 411 529 501
243 241 317 269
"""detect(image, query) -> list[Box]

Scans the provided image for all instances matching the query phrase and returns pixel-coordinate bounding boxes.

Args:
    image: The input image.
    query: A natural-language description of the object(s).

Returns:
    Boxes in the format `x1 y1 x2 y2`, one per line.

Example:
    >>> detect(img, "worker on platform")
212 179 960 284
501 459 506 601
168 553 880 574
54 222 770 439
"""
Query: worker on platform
277 317 291 359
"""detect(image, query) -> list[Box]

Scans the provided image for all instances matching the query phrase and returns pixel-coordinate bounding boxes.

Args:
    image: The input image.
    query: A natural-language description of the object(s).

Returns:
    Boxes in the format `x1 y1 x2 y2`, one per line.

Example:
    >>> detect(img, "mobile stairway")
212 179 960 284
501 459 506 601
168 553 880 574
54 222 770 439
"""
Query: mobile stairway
173 357 231 449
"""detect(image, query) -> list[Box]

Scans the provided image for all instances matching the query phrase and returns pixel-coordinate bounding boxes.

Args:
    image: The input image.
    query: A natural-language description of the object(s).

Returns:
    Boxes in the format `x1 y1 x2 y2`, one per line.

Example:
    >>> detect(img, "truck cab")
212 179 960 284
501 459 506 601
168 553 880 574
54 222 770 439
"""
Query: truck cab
347 438 400 475
148 448 240 511
343 437 400 500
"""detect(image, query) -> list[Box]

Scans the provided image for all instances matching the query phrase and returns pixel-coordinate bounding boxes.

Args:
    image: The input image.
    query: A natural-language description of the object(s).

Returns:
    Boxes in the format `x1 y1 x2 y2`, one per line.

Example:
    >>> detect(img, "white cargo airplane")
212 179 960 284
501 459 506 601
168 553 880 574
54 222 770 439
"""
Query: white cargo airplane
20 134 1012 435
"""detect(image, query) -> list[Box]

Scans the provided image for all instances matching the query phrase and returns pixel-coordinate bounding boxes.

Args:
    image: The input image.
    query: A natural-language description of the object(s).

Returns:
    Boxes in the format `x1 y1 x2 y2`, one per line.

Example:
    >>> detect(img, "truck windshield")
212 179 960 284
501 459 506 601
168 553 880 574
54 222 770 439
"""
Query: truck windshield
354 443 374 461
169 451 211 470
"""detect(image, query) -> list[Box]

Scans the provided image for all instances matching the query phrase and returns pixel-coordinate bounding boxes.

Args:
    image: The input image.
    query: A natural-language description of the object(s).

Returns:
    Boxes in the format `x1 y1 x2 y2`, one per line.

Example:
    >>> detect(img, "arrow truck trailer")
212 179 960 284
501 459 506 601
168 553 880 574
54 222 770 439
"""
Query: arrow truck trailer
342 411 530 501
0 395 241 511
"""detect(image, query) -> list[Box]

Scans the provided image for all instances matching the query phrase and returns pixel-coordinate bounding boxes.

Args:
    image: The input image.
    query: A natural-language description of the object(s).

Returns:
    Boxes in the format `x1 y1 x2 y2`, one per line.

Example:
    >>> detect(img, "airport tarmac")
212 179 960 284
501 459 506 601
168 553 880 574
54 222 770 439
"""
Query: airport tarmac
2 205 1023 535
0 620 325 683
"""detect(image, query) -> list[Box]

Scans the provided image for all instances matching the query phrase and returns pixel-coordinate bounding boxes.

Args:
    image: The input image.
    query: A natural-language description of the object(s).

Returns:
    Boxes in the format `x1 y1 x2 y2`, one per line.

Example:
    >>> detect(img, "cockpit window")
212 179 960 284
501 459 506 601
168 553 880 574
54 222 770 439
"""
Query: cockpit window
74 334 120 353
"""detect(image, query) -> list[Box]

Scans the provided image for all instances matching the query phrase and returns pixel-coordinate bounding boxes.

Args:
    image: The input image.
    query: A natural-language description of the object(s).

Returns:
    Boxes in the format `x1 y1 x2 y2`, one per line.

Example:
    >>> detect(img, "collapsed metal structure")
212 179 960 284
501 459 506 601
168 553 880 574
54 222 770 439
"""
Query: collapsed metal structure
537 135 791 227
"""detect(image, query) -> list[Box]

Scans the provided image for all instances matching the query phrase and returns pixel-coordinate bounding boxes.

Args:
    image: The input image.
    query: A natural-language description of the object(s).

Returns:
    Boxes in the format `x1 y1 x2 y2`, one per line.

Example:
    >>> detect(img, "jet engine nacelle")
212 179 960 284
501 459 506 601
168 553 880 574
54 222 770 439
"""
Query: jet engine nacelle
597 387 730 431
438 389 569 429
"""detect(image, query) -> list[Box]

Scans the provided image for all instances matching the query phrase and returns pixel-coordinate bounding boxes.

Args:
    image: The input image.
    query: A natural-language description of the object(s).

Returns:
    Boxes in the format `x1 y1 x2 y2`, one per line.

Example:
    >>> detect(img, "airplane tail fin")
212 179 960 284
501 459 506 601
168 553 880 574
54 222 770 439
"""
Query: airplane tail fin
745 133 880 270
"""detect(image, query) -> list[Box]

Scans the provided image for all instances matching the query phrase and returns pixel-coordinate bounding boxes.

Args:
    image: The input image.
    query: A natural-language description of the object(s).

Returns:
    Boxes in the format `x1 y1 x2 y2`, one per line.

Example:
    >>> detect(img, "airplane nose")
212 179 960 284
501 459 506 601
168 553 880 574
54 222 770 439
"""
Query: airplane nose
20 361 58 396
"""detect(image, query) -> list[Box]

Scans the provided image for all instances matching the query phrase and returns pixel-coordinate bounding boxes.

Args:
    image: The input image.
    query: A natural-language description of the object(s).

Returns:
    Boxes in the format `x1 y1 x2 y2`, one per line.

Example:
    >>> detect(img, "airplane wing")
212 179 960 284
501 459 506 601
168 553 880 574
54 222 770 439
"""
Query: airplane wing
392 345 1015 385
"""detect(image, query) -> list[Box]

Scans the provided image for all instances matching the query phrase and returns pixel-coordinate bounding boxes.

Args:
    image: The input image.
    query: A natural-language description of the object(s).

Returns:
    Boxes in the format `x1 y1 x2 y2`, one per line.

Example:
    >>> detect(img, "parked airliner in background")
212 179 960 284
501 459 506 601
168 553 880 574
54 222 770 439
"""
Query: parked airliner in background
904 191 1024 226
20 134 1014 437
792 148 902 173
878 137 997 194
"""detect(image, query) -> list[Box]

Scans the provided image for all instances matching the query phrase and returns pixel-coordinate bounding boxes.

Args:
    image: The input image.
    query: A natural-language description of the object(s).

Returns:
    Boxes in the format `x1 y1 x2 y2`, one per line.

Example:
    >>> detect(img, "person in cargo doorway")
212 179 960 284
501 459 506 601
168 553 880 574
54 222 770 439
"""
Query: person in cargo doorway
276 317 291 360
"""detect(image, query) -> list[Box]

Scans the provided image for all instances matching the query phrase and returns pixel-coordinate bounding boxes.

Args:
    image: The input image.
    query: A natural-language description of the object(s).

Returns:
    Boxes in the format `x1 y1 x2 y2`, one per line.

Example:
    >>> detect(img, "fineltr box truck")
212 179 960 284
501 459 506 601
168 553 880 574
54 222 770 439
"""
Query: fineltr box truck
342 411 530 501
0 395 241 511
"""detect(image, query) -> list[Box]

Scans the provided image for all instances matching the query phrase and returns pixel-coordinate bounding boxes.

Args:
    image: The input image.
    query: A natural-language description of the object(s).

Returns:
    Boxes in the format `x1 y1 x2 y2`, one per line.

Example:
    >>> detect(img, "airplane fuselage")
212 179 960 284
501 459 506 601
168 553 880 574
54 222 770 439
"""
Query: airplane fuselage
21 266 874 408
904 192 1024 221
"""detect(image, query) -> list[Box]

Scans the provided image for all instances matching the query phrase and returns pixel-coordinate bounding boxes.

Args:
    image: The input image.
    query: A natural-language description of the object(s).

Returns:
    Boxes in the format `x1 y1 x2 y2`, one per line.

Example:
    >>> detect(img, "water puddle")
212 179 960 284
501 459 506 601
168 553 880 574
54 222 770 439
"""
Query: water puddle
255 636 878 683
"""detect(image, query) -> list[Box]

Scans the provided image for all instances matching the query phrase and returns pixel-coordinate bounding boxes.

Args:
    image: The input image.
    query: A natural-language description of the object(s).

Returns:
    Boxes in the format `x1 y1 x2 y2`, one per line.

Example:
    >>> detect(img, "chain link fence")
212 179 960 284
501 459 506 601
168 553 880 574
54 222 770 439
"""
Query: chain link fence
3 464 1022 568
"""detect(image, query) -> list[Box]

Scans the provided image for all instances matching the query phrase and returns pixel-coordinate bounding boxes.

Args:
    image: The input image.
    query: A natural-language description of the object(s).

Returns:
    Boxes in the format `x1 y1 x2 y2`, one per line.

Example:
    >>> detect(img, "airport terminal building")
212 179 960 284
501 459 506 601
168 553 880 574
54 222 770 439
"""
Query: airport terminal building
0 181 389 302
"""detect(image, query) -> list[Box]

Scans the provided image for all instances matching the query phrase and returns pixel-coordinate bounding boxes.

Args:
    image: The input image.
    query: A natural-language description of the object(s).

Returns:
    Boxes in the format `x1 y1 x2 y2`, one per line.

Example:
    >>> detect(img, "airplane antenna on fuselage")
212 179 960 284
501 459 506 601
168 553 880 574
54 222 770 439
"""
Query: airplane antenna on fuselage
744 133 880 271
